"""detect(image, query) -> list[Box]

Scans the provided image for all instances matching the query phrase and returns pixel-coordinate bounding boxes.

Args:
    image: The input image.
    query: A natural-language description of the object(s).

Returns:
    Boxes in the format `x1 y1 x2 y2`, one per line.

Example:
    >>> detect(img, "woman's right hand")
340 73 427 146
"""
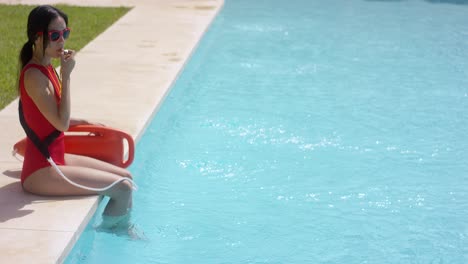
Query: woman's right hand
60 49 76 78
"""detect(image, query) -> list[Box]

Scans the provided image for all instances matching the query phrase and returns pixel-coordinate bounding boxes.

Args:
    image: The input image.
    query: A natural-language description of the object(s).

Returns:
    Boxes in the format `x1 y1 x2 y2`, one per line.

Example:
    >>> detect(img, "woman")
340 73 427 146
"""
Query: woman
18 5 133 227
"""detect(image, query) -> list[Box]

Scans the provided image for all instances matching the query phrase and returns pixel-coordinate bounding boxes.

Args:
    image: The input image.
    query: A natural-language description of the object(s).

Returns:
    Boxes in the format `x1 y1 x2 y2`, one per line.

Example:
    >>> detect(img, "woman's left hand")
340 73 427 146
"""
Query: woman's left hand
70 118 105 127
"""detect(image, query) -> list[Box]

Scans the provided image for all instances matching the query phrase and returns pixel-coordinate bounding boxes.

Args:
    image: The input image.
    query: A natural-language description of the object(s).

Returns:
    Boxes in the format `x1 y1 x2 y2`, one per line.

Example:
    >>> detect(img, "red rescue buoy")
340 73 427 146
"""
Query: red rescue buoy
13 125 134 168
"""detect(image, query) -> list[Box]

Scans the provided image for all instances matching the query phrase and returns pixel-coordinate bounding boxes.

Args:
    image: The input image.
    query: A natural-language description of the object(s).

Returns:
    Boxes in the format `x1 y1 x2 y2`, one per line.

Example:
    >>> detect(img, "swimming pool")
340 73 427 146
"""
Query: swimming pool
66 0 468 263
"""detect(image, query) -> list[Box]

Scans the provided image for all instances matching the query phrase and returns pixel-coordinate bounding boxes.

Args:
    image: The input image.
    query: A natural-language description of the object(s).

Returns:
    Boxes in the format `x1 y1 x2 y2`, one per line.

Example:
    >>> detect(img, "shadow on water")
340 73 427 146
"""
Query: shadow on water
364 0 468 4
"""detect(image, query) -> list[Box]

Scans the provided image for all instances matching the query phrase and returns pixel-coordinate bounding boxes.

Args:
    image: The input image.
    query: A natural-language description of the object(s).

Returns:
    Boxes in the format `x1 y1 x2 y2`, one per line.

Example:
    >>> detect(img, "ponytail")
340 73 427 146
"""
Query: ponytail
19 41 33 69
17 41 33 94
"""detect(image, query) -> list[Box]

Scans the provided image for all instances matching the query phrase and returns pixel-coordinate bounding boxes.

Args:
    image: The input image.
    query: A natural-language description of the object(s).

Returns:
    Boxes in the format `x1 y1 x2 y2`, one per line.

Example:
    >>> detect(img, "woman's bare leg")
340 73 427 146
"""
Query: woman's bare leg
64 153 132 178
64 154 134 208
23 165 132 216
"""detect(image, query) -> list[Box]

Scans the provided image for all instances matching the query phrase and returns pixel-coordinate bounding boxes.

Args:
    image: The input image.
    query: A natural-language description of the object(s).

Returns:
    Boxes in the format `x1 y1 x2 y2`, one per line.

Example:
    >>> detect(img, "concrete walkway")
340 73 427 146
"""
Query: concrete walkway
0 0 223 263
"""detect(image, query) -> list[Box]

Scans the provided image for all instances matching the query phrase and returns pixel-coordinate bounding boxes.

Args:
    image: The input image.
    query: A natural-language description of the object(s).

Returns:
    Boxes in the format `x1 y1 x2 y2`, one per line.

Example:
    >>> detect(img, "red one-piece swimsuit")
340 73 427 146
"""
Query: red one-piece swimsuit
19 63 66 185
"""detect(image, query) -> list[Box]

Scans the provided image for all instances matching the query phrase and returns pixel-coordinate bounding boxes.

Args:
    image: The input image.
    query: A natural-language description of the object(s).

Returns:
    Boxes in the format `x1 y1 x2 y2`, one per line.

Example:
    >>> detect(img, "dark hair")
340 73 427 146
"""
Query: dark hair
19 5 68 69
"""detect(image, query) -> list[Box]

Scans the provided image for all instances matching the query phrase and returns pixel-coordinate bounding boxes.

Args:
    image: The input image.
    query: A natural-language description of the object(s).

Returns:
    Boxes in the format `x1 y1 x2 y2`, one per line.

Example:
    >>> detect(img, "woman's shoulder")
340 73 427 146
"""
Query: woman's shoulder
23 64 49 81
23 64 50 93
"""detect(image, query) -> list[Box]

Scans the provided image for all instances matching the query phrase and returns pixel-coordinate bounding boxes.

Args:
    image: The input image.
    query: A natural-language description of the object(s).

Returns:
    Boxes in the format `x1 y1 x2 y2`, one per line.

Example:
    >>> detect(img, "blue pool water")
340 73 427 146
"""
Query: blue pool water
66 0 468 263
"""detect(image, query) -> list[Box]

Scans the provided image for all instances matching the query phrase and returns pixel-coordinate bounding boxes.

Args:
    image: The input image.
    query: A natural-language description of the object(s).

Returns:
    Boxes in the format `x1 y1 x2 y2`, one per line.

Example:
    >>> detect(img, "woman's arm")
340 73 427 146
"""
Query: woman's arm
24 68 70 131
25 51 75 131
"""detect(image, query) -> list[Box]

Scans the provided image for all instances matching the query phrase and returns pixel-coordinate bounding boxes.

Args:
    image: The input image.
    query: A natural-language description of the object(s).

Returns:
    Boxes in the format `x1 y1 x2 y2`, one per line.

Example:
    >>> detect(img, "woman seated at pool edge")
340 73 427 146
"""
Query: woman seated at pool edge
18 5 133 228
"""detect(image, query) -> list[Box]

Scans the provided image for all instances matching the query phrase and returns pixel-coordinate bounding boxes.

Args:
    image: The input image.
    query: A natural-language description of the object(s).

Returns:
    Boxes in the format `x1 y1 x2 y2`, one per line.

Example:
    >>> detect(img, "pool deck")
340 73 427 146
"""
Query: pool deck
0 0 223 263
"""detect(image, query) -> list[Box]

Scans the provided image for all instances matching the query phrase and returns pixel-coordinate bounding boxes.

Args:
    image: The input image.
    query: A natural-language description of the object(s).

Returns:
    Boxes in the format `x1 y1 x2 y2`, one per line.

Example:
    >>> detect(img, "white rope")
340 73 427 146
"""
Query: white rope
12 150 24 163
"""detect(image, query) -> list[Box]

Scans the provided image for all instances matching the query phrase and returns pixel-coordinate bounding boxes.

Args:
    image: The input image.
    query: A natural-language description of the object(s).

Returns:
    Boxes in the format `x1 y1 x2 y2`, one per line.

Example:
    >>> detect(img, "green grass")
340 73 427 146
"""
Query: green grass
0 4 131 110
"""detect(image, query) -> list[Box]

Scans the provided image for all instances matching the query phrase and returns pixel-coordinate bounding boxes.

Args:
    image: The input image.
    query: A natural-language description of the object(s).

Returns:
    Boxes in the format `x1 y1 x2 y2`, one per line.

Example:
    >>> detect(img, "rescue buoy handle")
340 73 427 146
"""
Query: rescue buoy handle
122 132 134 168
68 125 135 168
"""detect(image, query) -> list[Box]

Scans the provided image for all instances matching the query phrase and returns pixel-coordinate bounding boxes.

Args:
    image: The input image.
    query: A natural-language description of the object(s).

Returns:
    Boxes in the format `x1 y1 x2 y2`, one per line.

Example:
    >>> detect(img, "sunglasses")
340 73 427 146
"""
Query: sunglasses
37 28 71 42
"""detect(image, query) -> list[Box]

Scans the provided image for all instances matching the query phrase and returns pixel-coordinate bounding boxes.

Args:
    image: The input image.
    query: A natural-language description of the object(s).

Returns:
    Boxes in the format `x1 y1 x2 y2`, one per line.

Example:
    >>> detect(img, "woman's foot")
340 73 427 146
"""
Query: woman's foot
95 213 147 240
